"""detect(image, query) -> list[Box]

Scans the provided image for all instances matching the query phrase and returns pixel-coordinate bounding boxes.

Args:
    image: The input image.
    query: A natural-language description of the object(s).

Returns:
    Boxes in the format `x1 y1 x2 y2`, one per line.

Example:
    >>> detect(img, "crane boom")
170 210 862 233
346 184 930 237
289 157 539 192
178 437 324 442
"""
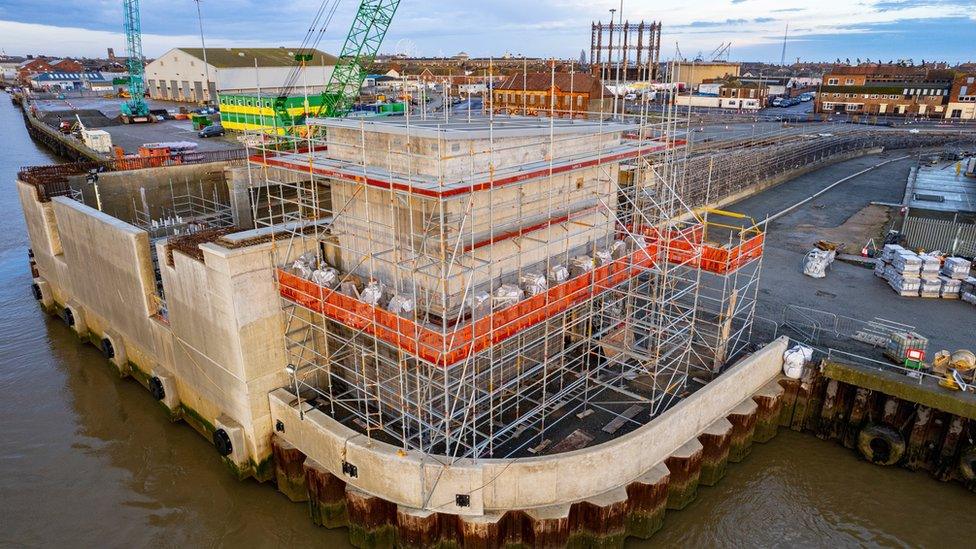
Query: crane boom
120 0 151 120
273 0 401 129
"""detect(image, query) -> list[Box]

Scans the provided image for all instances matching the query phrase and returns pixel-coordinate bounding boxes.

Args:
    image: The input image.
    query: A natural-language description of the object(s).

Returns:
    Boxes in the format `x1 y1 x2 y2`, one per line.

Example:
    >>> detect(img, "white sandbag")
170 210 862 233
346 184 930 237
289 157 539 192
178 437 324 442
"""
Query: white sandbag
802 249 834 278
783 344 813 379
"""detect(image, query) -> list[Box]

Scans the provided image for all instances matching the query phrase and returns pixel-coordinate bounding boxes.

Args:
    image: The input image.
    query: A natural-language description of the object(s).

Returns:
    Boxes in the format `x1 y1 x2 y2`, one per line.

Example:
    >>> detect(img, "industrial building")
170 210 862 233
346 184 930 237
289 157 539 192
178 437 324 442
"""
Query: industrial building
144 47 337 103
669 61 741 89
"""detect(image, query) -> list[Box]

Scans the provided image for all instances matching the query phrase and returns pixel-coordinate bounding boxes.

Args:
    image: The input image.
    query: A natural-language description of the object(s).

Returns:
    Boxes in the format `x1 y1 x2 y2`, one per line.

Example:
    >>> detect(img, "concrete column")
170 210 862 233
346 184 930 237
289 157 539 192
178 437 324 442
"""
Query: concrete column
395 506 441 549
843 387 873 449
346 486 397 549
905 405 934 471
304 458 348 528
522 505 571 548
568 486 629 547
752 379 785 443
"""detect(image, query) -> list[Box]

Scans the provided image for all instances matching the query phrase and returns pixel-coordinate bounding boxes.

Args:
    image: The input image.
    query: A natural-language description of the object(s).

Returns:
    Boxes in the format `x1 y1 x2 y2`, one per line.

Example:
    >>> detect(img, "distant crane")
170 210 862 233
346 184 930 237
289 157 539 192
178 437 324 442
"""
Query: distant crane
120 0 152 123
709 42 732 62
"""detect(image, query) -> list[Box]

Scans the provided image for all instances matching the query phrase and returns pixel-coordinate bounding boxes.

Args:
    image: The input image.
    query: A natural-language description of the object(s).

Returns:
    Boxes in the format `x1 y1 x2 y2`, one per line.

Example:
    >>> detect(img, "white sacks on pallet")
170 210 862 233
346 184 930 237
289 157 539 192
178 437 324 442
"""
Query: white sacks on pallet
783 344 813 379
942 257 972 280
919 278 942 298
803 248 835 278
881 244 904 262
493 284 524 309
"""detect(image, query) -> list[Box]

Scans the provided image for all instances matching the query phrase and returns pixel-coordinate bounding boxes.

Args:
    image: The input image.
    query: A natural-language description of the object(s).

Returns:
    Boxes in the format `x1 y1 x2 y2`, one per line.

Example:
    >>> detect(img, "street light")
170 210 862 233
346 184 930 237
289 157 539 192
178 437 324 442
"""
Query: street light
194 0 212 105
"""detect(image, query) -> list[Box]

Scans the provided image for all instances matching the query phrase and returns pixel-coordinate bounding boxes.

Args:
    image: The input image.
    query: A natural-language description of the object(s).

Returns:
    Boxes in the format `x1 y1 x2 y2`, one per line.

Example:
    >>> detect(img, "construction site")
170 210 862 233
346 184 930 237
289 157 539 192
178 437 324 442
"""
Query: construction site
9 0 976 547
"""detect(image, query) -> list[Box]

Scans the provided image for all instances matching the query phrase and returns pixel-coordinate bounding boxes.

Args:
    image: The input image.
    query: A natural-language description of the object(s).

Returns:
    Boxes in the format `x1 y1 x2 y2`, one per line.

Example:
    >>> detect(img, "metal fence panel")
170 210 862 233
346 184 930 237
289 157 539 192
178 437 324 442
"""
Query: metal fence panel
903 216 976 258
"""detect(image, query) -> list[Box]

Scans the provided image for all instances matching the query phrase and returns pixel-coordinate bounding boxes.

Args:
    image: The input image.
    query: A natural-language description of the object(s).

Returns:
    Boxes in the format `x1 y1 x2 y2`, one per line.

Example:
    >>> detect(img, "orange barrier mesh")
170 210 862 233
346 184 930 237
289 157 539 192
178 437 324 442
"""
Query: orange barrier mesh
279 242 658 367
277 223 763 367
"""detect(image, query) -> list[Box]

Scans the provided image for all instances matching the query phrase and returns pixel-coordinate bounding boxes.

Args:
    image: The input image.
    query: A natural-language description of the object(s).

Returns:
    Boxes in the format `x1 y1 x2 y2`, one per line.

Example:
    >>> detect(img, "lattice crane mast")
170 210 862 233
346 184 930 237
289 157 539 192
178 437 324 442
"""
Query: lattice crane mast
120 0 152 123
273 0 401 130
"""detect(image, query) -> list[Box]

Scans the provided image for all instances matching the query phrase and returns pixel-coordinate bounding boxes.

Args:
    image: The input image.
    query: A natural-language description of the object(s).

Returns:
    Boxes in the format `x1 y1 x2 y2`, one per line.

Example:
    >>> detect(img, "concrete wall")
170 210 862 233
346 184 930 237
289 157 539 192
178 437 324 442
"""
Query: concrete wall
325 126 623 181
329 163 620 316
18 178 288 474
269 336 789 515
69 162 235 225
675 95 720 108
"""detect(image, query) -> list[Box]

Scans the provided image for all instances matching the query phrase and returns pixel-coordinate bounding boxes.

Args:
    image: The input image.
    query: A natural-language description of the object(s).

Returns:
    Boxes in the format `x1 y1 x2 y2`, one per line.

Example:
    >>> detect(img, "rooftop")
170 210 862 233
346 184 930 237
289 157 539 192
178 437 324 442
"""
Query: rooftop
311 114 635 139
174 47 338 68
906 163 976 214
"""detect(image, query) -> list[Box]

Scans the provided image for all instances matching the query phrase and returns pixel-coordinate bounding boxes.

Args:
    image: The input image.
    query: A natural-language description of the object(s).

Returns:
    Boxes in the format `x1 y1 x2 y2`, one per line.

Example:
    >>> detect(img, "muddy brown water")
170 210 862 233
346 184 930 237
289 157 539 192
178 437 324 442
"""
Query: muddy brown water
0 97 969 548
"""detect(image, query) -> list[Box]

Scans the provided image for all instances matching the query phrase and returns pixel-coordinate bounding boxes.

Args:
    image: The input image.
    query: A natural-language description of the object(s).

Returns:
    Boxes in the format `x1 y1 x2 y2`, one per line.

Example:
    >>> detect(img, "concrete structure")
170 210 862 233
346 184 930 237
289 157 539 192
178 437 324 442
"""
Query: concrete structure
16 161 291 478
144 47 338 103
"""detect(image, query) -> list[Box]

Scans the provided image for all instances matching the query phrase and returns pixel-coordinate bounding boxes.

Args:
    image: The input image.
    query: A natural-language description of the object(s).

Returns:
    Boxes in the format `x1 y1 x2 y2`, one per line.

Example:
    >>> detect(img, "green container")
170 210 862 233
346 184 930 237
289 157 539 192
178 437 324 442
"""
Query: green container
191 114 212 130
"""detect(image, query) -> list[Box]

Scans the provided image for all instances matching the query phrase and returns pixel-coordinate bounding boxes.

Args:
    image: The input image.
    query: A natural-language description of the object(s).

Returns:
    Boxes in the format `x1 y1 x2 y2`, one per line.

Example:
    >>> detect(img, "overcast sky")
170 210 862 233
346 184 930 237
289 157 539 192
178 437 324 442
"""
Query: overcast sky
0 0 972 63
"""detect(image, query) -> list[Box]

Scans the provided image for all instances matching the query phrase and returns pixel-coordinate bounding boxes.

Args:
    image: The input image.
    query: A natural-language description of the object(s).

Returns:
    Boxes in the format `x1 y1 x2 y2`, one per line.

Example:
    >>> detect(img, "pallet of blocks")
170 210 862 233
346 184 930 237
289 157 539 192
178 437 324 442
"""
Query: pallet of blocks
882 247 922 296
962 276 976 306
918 253 942 297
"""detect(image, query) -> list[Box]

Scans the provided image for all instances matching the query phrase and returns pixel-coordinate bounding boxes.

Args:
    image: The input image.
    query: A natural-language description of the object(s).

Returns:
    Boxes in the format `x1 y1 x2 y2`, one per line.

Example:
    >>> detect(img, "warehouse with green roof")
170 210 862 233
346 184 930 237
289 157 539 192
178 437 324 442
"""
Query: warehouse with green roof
144 47 337 104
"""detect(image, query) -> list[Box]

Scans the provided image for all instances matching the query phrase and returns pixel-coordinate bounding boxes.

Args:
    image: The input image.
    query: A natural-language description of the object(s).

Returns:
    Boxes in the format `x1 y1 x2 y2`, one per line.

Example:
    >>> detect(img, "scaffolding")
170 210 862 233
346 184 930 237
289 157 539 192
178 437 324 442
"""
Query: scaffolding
132 177 235 315
244 69 768 460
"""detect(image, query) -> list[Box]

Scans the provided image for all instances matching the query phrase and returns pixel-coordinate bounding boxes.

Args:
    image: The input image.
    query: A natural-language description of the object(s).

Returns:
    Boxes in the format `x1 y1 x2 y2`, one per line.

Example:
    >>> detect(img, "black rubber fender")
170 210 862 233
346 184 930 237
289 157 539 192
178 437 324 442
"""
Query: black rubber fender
857 424 905 466
148 376 166 401
958 447 976 481
61 307 75 327
213 428 233 457
31 283 42 301
100 337 115 359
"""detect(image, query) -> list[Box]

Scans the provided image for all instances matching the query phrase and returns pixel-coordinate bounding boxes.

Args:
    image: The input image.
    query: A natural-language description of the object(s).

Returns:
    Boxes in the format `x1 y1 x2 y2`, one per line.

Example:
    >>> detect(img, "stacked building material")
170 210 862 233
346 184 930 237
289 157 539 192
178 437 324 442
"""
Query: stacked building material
939 276 961 299
941 257 972 280
883 249 923 296
962 276 976 306
918 254 942 298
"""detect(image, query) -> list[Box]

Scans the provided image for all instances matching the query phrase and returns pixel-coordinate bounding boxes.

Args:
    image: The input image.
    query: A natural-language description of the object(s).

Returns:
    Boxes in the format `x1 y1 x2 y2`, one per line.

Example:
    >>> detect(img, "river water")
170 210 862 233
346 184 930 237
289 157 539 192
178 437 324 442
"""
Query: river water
0 96 968 548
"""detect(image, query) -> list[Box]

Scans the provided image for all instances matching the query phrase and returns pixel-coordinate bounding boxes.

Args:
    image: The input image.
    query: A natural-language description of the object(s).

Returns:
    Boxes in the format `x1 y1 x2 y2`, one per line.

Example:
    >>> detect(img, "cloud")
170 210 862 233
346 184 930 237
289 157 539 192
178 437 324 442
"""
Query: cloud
0 1 972 63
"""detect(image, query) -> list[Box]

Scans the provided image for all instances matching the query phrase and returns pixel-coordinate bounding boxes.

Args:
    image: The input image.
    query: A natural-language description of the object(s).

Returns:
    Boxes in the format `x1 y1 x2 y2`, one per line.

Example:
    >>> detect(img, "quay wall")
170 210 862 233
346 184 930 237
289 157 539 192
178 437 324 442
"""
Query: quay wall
265 337 790 547
776 359 976 488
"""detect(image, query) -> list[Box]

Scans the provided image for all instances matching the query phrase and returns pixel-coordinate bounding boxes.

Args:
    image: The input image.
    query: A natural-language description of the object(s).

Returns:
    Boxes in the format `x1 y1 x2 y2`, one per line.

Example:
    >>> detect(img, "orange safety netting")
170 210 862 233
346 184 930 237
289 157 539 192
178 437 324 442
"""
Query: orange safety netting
277 223 763 367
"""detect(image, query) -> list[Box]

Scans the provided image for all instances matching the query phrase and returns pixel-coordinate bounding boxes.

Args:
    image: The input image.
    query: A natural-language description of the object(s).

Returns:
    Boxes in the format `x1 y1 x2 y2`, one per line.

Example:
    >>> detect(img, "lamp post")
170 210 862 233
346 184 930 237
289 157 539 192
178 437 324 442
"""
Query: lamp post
194 0 212 104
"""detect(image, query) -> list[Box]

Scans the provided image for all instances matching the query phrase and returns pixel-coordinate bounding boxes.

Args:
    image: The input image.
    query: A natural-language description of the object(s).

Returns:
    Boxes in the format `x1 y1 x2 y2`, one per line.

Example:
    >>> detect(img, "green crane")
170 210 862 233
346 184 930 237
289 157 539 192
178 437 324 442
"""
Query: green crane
273 0 401 130
120 0 152 123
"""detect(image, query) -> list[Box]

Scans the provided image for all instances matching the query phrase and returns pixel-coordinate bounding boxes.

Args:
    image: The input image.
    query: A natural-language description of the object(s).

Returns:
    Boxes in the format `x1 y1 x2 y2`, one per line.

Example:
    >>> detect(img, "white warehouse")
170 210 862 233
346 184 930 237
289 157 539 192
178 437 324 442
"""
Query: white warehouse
144 47 337 103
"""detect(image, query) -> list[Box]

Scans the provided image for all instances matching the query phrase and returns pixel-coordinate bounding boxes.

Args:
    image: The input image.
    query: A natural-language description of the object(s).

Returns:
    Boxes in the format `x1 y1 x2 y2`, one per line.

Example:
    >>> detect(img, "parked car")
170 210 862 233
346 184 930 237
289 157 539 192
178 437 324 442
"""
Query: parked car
198 124 225 138
624 93 637 101
799 93 813 102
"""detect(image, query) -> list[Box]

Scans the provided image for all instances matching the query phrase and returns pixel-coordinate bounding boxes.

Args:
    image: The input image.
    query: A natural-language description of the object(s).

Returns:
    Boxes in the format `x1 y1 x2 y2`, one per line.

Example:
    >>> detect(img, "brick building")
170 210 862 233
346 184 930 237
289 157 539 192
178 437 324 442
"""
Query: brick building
716 80 769 109
487 72 611 119
814 65 954 118
946 73 976 120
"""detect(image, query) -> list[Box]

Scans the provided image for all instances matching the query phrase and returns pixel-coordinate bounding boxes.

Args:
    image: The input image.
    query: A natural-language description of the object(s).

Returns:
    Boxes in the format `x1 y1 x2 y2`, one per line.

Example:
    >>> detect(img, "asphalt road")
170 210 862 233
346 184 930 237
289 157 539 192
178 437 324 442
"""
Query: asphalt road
726 152 973 353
